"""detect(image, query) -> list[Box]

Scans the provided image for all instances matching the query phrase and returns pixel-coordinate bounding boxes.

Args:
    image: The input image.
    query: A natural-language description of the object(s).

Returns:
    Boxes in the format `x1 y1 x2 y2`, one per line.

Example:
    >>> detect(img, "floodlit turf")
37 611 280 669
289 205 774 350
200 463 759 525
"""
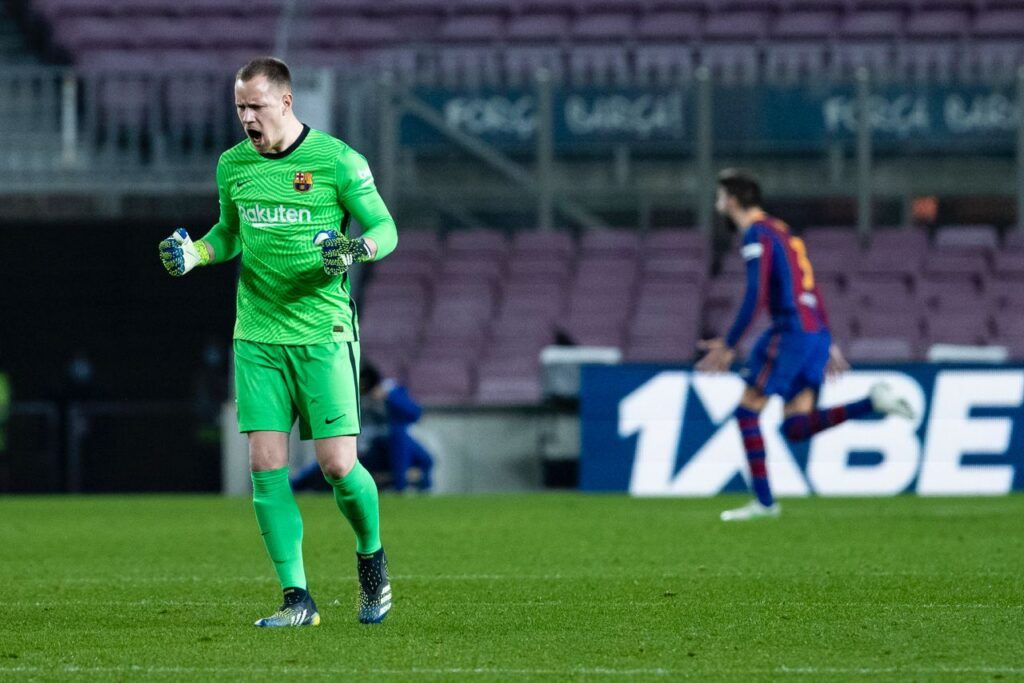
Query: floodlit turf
2 494 1022 681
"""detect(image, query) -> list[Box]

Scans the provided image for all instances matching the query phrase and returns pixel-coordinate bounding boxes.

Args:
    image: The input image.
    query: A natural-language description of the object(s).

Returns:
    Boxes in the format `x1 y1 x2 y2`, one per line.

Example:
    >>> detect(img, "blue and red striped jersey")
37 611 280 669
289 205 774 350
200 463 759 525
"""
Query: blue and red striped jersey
725 213 830 349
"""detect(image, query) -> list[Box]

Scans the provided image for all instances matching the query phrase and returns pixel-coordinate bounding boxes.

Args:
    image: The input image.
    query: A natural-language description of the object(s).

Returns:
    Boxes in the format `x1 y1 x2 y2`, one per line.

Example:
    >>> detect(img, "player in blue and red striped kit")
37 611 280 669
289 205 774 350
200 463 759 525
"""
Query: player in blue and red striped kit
697 170 915 521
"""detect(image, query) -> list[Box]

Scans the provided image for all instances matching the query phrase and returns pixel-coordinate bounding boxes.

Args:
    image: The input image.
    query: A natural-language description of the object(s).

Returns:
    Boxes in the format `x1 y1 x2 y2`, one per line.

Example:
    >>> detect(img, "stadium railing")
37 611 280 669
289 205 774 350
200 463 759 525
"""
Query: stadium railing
3 64 1023 230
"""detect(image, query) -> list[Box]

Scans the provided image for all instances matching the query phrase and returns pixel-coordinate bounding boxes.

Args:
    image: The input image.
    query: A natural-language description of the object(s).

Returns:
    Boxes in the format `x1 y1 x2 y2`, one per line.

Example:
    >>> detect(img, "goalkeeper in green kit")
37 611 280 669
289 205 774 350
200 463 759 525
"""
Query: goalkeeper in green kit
159 57 395 626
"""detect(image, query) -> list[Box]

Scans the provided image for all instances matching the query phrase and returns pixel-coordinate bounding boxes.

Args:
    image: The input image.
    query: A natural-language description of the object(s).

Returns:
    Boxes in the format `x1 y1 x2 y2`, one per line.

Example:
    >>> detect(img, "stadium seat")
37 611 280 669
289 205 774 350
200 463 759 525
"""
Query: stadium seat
406 359 474 405
925 311 994 346
846 337 916 362
934 224 999 252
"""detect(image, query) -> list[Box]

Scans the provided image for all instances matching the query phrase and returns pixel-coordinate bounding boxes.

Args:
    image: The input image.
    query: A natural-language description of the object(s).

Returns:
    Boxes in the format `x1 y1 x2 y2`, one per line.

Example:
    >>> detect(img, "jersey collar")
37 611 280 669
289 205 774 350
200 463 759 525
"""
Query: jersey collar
260 124 310 160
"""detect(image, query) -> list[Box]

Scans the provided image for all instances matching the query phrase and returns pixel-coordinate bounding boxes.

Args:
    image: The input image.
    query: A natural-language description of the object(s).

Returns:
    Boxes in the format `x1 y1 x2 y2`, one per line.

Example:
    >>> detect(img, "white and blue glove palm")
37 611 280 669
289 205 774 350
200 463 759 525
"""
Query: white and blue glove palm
159 228 209 277
314 230 372 276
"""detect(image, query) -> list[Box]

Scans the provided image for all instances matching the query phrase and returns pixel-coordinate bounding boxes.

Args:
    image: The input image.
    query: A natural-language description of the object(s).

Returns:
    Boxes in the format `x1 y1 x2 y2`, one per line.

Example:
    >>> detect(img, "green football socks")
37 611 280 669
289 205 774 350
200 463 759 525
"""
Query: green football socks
251 467 307 591
325 462 382 555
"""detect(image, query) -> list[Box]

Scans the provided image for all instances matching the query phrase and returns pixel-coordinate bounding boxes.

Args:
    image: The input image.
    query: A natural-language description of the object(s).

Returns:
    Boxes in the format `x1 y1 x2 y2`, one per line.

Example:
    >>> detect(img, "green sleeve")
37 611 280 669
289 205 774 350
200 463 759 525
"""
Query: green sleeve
198 158 241 263
336 148 397 260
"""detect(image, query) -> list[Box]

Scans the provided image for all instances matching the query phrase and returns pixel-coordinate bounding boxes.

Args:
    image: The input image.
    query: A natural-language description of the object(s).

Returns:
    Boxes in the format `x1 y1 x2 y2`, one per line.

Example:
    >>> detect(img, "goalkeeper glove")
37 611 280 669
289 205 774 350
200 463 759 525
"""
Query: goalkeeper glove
314 230 373 276
159 228 210 277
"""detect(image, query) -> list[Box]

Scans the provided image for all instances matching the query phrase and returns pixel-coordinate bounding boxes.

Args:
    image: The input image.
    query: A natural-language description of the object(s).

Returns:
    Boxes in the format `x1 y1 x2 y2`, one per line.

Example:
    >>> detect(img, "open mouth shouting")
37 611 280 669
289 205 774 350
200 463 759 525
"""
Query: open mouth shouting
246 128 265 148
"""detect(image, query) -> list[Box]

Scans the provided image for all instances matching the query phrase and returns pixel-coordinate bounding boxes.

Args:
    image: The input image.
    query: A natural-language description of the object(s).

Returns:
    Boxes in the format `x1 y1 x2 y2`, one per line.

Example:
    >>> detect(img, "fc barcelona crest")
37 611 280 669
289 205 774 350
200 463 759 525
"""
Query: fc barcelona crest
293 171 313 192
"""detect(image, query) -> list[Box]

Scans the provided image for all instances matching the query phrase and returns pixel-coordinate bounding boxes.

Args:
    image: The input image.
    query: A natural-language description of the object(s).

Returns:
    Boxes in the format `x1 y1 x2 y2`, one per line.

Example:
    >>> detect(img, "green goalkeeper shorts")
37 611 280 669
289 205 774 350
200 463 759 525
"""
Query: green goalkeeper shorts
234 339 361 440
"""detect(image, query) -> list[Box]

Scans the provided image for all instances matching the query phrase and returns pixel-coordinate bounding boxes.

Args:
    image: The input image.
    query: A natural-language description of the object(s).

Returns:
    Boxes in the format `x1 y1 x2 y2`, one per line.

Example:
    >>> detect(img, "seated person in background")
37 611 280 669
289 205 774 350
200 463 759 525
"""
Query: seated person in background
291 361 433 493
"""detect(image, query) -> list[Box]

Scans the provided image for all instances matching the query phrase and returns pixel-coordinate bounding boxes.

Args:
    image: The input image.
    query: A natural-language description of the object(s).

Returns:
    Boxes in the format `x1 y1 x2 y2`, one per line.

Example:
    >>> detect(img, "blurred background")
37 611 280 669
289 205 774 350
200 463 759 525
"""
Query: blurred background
2 0 1023 495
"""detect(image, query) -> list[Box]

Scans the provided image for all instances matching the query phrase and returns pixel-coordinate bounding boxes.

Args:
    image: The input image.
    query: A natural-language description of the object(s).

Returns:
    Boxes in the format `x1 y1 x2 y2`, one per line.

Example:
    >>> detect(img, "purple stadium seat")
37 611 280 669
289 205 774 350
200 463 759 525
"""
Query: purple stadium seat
772 11 839 39
406 360 474 405
916 277 982 310
839 11 904 39
926 311 994 346
856 310 925 341
503 280 570 306
986 277 1024 311
719 252 746 279
642 256 707 284
438 15 505 43
994 316 1024 342
520 0 576 13
362 280 430 304
572 13 635 41
507 257 572 280
846 338 915 362
859 252 922 282
992 252 1024 279
974 10 1024 38
1005 231 1024 251
933 225 999 252
703 11 770 40
579 0 647 12
643 229 707 256
631 310 700 339
475 362 542 405
309 18 404 49
360 316 424 347
511 230 575 258
848 278 914 310
870 228 930 253
56 17 135 51
636 280 697 301
446 229 509 258
810 251 855 281
372 257 437 287
395 230 443 259
562 315 625 347
416 337 488 362
706 278 746 307
636 12 702 40
579 228 640 256
508 14 571 42
803 227 862 252
647 0 712 9
922 253 988 280
907 10 971 39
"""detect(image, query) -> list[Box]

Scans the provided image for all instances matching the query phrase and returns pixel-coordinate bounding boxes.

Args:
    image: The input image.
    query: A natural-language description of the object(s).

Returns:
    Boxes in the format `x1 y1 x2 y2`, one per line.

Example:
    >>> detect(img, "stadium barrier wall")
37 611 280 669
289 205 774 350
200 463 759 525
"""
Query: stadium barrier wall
220 404 577 495
580 364 1024 496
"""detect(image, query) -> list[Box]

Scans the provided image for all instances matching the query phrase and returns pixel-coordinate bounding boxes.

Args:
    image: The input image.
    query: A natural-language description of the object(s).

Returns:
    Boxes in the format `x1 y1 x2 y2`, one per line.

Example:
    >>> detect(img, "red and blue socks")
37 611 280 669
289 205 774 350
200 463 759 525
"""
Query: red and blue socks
782 398 874 442
734 406 773 507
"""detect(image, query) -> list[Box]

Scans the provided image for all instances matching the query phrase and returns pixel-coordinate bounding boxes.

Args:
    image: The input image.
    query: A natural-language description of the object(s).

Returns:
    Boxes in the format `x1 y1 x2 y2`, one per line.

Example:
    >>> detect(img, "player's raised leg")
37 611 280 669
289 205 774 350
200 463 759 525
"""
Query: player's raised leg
782 383 915 442
317 436 392 624
250 430 320 628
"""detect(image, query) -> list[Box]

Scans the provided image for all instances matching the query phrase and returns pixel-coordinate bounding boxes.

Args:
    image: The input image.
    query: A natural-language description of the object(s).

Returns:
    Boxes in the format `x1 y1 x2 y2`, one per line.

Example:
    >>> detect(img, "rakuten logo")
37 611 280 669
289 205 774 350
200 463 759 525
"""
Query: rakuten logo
239 203 312 227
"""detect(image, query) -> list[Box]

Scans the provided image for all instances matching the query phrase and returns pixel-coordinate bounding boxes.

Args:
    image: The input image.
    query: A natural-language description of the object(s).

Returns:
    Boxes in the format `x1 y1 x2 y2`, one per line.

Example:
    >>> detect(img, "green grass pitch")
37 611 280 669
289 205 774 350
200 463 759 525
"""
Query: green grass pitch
2 494 1022 681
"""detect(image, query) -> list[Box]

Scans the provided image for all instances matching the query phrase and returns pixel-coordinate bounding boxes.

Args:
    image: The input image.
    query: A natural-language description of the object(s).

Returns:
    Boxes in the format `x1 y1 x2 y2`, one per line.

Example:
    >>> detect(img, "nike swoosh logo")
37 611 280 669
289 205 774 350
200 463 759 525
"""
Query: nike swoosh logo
325 415 346 424
236 179 252 188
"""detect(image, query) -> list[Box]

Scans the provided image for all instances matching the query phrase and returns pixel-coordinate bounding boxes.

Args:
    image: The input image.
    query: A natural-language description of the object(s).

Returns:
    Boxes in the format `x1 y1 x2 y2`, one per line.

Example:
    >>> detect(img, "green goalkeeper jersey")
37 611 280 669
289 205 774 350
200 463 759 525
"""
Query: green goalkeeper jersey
199 125 397 345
